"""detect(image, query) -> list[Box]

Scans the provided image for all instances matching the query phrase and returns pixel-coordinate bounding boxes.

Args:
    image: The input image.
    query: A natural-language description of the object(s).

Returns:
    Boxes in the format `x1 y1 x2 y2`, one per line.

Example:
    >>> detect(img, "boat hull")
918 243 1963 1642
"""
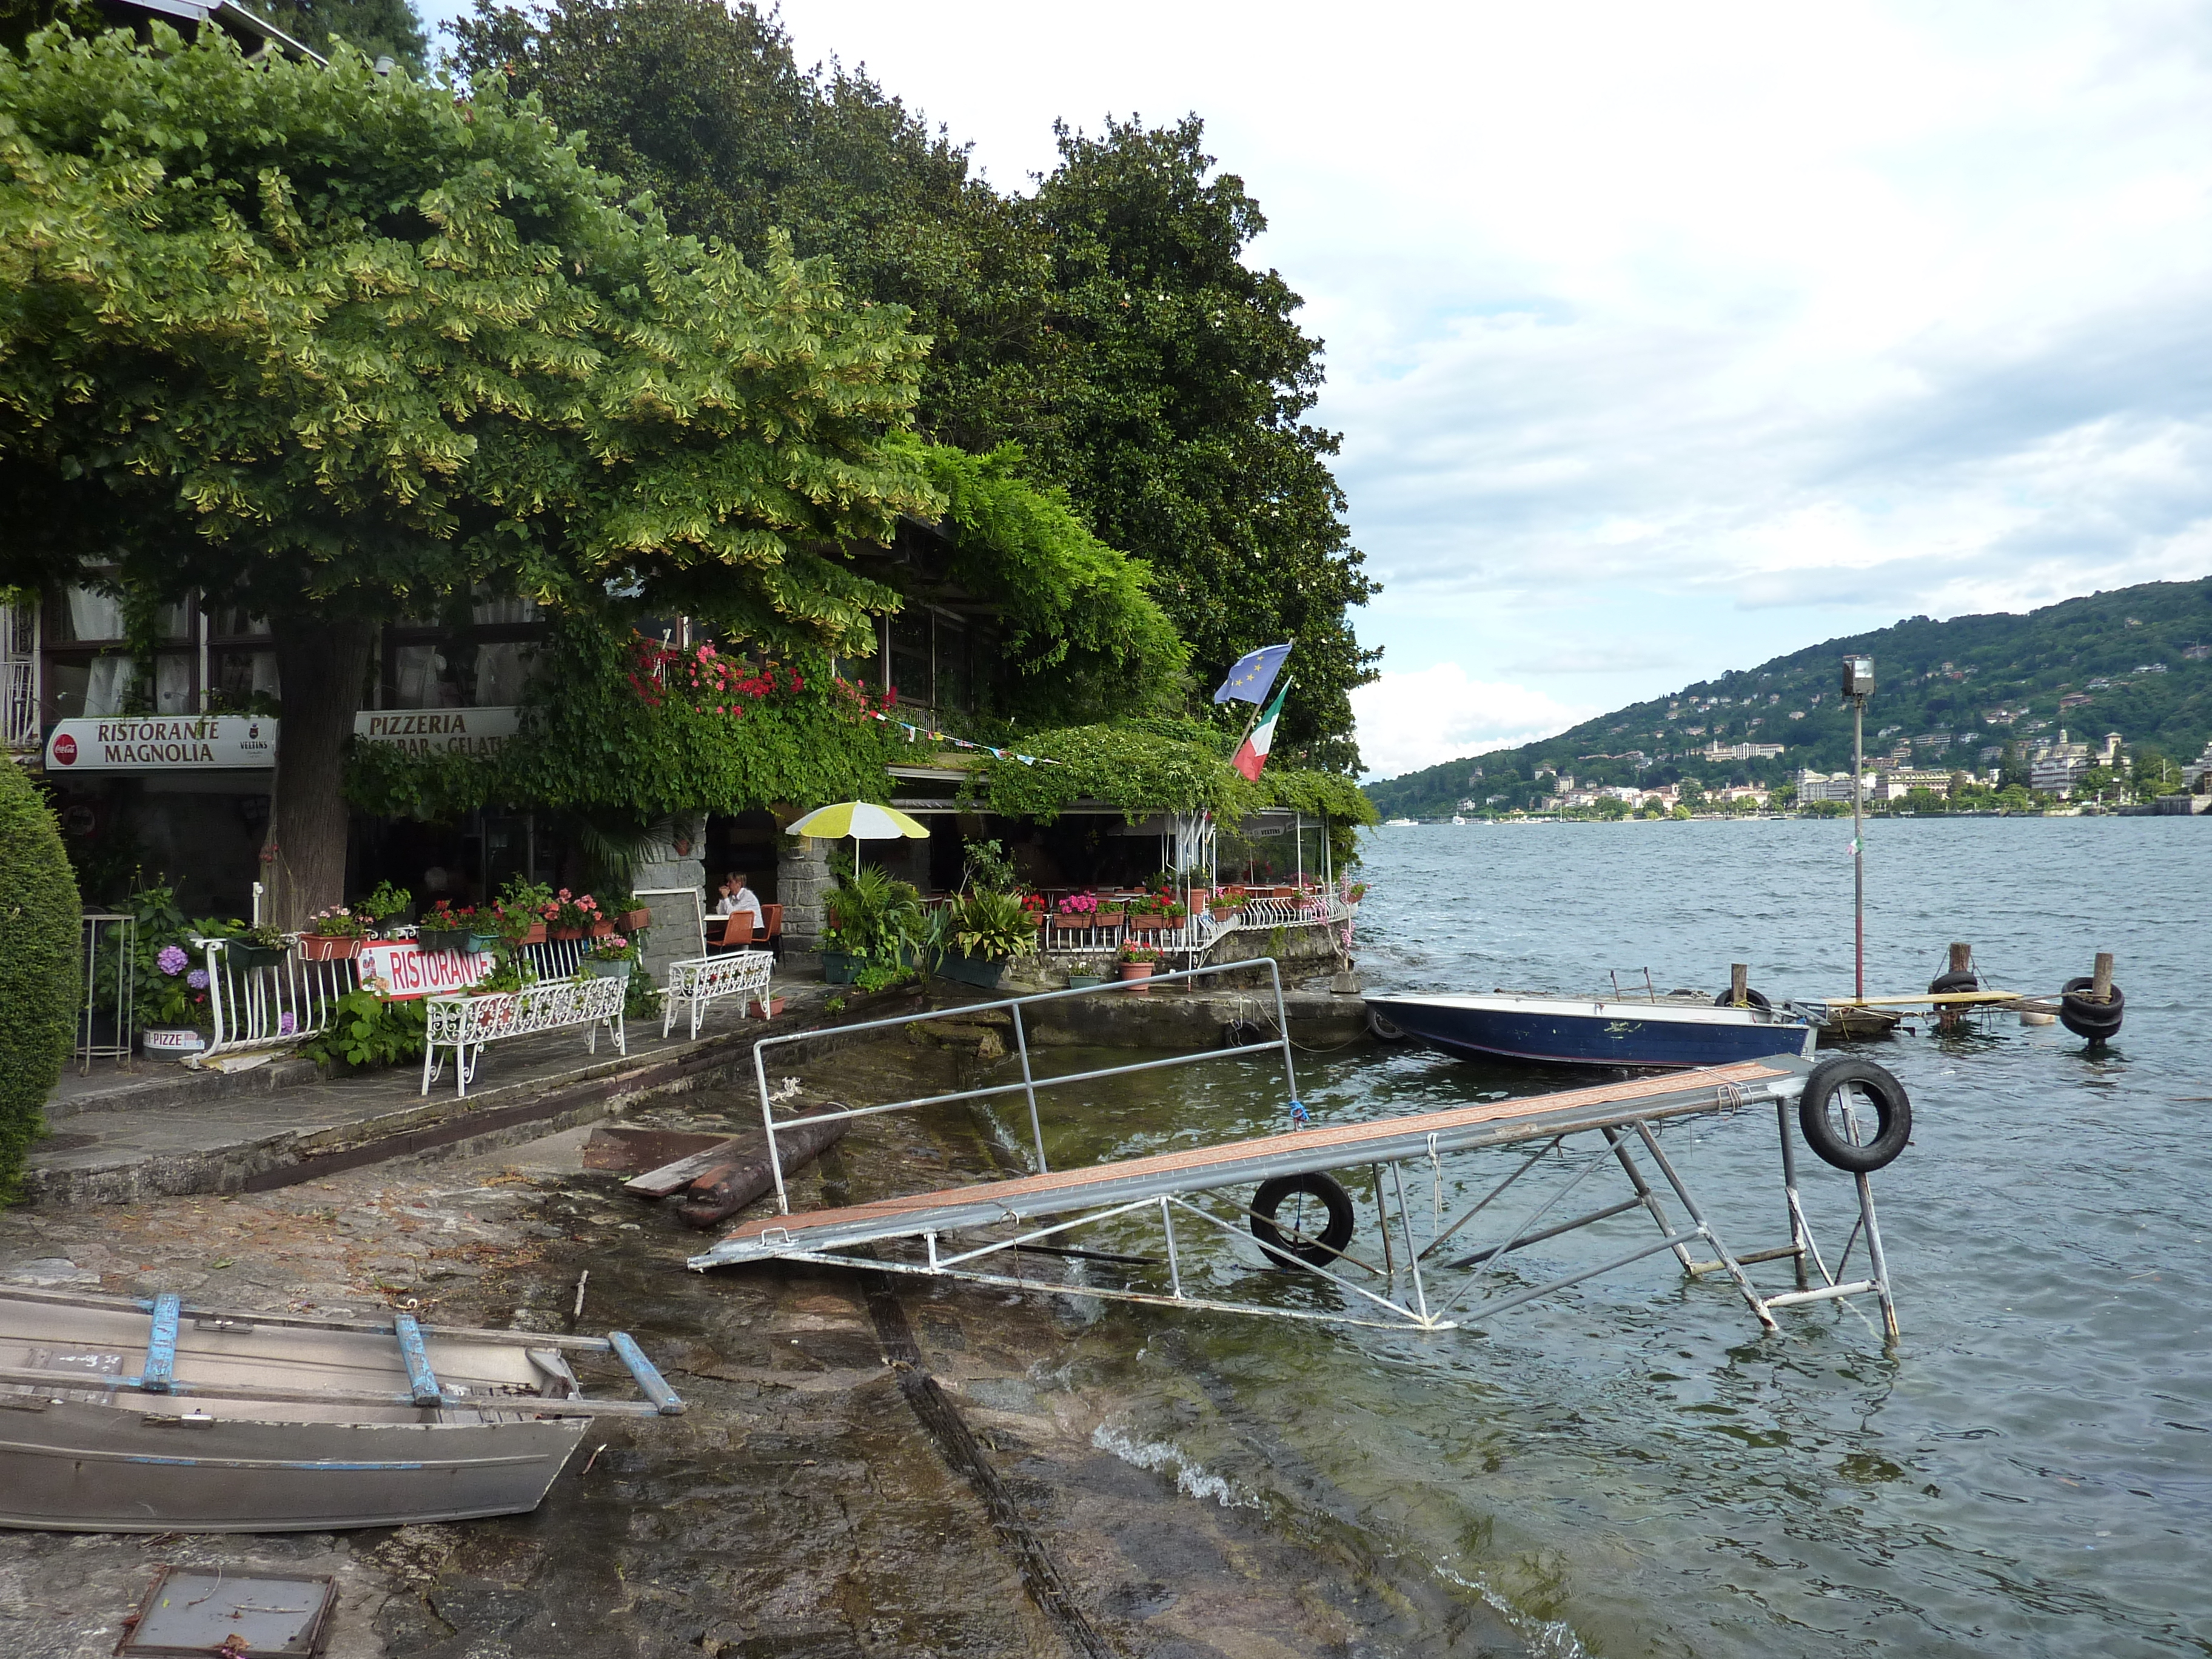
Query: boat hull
0 1400 583 1532
1367 994 1817 1070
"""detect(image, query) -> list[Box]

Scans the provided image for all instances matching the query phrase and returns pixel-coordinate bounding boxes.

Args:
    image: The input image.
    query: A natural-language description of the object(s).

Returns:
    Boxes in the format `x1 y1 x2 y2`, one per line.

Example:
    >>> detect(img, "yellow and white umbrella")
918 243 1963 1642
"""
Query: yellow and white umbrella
785 800 930 871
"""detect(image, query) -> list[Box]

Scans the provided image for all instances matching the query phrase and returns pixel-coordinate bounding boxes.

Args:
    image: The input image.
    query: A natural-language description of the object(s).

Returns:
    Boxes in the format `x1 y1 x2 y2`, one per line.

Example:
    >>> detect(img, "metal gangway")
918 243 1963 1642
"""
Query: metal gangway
689 959 1905 1342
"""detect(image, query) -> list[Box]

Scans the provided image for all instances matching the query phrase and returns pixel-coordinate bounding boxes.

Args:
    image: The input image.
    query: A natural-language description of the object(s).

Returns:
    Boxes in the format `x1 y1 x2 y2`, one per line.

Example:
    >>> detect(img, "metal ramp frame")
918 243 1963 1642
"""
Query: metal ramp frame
690 962 1901 1341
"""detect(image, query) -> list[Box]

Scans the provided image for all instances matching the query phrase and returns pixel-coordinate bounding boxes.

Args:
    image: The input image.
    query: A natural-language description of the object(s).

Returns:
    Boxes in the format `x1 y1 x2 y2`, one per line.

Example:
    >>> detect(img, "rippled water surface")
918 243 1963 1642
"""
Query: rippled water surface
1018 817 2211 1657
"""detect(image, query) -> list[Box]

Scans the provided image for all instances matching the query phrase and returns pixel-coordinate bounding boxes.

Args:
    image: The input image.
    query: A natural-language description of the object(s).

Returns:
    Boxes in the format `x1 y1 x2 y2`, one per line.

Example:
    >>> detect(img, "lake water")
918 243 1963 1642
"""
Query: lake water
1020 816 2210 1657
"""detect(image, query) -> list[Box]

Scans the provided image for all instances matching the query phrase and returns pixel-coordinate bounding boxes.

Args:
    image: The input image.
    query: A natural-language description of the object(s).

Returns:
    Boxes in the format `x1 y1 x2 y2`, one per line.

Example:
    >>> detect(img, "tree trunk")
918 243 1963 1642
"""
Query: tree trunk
265 614 377 931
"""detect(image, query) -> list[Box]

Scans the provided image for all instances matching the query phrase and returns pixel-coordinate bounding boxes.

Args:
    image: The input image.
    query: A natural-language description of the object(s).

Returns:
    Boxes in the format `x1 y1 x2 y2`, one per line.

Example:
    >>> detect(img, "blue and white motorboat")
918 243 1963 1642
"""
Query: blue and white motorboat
1364 991 1817 1070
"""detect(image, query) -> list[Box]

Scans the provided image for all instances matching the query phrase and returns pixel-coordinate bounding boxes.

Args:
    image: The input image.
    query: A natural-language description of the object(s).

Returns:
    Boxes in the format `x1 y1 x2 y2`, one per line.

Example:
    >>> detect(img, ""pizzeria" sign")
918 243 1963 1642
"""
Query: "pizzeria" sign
352 706 524 757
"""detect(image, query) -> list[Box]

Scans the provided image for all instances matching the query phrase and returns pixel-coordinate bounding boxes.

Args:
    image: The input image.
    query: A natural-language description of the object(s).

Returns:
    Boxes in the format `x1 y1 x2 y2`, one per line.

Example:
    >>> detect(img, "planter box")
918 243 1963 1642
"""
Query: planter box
821 951 860 985
224 941 289 971
466 931 504 954
299 934 363 962
589 919 615 937
142 1027 207 1057
931 952 1007 991
1067 974 1105 990
549 927 586 942
581 956 632 980
417 927 471 954
620 908 652 933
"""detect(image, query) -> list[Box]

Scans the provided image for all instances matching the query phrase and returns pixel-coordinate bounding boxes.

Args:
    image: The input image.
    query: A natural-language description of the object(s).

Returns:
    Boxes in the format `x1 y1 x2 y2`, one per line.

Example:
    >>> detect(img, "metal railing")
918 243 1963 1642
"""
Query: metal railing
192 933 609 1062
747 955 1302 1214
1 658 36 752
1034 891 1356 959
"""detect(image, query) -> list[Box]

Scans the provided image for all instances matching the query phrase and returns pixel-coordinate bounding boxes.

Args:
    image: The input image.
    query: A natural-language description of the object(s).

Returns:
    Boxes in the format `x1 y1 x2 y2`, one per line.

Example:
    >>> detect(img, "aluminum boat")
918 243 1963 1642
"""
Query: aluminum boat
0 1285 681 1532
1365 991 1817 1070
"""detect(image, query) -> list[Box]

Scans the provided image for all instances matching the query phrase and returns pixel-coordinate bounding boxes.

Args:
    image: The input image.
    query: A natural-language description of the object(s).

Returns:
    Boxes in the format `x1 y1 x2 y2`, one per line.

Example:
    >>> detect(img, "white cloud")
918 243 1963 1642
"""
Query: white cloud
1349 666 1597 780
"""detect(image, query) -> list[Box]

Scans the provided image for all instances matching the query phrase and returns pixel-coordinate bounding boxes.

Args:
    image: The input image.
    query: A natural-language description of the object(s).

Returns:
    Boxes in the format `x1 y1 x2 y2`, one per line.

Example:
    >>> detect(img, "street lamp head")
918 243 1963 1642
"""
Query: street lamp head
1841 655 1875 699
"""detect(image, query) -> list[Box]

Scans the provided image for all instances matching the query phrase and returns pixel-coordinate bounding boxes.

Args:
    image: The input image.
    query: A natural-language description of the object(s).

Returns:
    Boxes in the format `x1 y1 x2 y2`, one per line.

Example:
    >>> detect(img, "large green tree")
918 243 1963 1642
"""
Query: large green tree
1033 116 1378 770
0 24 936 924
449 0 1377 767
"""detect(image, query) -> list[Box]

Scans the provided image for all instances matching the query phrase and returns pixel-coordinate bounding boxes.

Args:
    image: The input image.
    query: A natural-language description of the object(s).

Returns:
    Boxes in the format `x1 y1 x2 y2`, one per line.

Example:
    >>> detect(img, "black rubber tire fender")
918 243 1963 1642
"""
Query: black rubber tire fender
1249 1171 1357 1269
1366 1007 1407 1041
1713 987 1772 1011
1928 970 1980 995
1221 1017 1270 1050
1797 1057 1914 1173
2059 976 2124 1042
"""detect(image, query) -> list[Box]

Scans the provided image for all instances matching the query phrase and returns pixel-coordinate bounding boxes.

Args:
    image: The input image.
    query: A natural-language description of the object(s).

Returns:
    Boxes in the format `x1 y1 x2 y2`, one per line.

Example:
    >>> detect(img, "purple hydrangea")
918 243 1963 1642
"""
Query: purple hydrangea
186 969 209 990
156 945 189 976
278 1013 297 1036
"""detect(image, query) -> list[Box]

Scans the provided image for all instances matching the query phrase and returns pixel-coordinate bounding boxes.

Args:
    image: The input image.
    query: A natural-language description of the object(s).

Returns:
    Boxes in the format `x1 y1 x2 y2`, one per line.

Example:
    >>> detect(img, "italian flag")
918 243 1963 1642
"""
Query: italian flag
1233 685 1288 781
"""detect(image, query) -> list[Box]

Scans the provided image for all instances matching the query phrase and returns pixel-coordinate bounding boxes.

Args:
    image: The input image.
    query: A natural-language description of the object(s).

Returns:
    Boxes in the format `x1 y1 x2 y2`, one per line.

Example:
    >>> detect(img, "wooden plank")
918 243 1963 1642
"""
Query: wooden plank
623 1137 751 1198
584 1125 733 1175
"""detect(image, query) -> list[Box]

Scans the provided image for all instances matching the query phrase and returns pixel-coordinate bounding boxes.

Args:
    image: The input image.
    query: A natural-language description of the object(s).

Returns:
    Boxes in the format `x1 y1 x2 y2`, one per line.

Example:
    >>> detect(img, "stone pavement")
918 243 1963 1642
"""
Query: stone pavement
28 980 875 1207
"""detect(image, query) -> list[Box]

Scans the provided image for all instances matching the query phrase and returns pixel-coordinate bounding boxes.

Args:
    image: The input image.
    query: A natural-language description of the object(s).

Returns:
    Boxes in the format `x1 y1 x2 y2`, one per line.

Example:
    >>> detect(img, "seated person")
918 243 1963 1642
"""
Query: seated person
712 871 764 939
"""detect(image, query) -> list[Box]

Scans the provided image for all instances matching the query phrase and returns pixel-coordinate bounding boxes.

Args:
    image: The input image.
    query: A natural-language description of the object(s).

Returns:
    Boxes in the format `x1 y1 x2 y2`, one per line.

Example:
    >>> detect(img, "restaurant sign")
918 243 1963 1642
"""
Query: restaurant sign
355 940 497 1001
352 706 525 758
44 716 276 773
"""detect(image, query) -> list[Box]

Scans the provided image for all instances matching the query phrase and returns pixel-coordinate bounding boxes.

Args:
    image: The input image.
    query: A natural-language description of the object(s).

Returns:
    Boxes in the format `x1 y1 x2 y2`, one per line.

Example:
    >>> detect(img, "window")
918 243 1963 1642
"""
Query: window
378 586 545 709
41 584 196 720
888 611 931 708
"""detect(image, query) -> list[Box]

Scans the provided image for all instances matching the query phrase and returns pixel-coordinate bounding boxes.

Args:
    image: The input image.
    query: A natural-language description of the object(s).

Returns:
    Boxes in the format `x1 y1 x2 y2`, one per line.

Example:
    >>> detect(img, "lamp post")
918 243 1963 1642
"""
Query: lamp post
1842 654 1875 1000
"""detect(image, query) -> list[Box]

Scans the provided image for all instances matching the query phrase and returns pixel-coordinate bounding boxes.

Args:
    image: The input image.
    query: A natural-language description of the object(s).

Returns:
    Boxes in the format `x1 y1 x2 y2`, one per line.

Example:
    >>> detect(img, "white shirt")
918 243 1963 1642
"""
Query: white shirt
714 886 763 925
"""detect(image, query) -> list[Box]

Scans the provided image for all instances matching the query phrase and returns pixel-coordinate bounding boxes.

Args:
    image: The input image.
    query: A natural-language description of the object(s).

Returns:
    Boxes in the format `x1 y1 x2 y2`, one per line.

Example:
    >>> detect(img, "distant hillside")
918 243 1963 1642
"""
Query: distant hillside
1366 576 2212 817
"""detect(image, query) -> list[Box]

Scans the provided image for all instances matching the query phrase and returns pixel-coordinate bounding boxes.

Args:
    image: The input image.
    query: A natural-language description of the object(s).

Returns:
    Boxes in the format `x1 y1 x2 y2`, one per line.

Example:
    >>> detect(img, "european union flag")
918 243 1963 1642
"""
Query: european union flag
1211 643 1293 705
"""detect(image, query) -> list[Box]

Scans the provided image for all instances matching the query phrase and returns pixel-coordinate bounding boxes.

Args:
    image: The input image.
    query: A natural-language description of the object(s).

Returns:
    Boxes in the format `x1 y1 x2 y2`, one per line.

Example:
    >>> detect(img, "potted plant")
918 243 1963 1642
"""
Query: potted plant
300 907 368 960
1117 943 1162 987
358 880 412 937
416 900 477 953
822 865 923 984
606 891 654 933
1208 893 1245 922
543 888 603 941
1051 891 1100 933
224 923 290 971
936 888 1041 989
142 939 216 1053
580 932 636 980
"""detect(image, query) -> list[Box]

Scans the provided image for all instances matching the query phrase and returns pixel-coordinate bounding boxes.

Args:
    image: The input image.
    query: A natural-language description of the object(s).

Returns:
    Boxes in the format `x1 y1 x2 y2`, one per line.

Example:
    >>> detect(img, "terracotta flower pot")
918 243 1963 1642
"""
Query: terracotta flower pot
620 908 652 933
589 919 615 937
299 933 363 961
1116 960 1155 981
518 920 548 946
549 926 585 942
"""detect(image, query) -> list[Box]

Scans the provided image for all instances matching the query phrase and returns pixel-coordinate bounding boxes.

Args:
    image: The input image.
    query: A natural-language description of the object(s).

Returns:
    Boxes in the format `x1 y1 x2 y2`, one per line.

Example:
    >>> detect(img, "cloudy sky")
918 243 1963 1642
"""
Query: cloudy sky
423 0 2212 778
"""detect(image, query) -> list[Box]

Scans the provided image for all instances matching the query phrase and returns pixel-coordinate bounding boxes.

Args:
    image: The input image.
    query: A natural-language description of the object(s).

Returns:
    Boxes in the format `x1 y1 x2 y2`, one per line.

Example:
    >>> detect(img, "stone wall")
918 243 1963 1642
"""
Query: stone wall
631 813 705 984
777 836 833 974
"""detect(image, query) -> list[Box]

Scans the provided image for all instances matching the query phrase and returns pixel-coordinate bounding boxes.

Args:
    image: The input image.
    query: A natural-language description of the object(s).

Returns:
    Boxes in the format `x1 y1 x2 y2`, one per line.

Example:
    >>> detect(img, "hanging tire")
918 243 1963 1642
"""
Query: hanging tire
1797 1057 1913 1173
2059 976 2124 1042
1367 1008 1407 1041
1928 970 1979 995
1713 987 1772 1011
1221 1017 1270 1050
1249 1171 1357 1269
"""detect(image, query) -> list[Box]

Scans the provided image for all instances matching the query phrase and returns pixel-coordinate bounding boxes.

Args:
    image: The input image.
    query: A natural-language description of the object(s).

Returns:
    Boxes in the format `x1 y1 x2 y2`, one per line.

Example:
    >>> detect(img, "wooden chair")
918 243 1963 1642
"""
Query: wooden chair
708 903 783 956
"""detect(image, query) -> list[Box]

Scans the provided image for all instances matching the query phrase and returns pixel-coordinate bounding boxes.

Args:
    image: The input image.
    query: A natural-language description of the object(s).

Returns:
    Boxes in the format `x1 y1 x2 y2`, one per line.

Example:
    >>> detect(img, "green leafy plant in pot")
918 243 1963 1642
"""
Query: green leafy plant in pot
823 865 923 981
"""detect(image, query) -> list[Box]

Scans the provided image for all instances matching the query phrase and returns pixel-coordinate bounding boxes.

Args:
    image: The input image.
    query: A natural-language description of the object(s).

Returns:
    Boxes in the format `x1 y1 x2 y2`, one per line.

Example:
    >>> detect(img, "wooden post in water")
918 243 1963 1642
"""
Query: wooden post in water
1949 942 1972 976
2092 951 2114 1002
1729 963 1749 1008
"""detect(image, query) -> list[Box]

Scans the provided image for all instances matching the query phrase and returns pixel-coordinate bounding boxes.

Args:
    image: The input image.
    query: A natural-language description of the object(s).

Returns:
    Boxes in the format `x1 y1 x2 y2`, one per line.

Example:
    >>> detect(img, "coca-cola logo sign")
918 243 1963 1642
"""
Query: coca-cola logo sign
50 732 77 765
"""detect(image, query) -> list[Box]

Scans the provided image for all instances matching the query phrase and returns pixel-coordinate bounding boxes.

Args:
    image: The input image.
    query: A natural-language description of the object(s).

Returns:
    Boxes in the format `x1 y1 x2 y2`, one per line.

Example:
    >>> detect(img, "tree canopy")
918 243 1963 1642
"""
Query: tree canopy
0 22 939 917
449 0 1377 768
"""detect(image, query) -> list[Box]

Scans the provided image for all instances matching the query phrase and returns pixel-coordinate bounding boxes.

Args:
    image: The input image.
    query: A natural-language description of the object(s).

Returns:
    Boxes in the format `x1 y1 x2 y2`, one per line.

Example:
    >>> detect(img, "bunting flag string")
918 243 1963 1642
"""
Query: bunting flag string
860 708 1058 766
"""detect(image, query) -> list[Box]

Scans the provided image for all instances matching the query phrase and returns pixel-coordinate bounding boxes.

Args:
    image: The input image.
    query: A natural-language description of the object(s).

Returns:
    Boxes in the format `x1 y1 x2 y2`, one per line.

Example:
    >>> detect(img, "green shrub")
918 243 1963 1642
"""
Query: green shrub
1 765 81 1200
300 990 428 1074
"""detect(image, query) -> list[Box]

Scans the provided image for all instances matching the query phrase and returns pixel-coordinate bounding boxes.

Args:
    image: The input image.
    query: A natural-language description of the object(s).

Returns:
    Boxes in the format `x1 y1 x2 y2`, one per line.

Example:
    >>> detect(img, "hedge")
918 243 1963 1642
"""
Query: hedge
0 761 79 1200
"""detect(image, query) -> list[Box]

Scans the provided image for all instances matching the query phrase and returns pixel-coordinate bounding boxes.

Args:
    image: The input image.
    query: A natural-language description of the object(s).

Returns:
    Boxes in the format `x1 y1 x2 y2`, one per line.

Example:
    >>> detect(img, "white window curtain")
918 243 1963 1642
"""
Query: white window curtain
67 589 125 642
84 656 134 716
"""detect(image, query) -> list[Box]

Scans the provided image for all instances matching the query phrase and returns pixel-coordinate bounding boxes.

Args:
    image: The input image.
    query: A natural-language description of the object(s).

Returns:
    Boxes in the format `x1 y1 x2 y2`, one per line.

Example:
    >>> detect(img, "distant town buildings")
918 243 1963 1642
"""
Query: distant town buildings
1702 739 1785 762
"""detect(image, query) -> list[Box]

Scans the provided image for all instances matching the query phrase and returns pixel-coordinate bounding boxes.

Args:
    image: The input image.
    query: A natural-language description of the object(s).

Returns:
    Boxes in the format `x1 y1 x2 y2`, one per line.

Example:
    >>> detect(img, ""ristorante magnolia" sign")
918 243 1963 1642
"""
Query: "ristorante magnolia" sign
41 707 529 771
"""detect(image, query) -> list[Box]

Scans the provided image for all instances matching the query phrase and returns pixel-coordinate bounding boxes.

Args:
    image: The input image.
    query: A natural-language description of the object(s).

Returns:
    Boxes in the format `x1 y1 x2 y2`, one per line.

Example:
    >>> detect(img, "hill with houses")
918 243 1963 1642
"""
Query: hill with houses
1366 576 2212 818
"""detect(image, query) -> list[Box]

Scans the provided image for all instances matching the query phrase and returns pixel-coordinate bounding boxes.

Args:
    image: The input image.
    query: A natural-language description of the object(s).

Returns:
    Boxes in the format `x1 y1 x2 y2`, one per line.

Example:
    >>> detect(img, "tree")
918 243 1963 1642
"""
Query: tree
1032 116 1377 768
0 25 935 924
448 7 1379 768
0 760 78 1201
451 0 1068 464
255 0 430 71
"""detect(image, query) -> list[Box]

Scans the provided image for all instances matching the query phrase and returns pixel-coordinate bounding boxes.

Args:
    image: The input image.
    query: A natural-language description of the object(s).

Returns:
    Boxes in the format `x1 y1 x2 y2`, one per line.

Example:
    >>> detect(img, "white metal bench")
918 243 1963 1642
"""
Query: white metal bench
662 950 775 1041
421 976 628 1098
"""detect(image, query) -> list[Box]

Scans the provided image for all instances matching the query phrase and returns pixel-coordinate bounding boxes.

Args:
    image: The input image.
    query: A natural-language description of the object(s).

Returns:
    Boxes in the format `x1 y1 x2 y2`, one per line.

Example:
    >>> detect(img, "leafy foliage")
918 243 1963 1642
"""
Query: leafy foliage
0 22 937 916
449 2 1374 767
822 863 922 962
345 617 902 822
914 440 1188 719
254 0 431 72
300 988 428 1073
945 887 1038 962
0 752 78 1201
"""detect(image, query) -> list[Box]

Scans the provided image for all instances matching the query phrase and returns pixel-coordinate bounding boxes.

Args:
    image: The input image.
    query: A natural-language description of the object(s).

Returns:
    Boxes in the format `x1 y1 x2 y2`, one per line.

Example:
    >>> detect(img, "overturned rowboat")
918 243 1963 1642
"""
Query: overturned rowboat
0 1285 681 1533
